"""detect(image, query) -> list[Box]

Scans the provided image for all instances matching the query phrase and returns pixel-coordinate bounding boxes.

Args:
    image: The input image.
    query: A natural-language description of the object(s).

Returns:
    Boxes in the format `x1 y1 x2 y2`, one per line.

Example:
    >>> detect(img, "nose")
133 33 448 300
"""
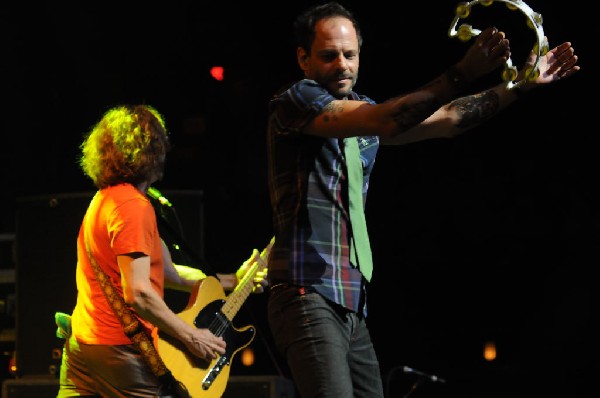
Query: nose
334 54 348 70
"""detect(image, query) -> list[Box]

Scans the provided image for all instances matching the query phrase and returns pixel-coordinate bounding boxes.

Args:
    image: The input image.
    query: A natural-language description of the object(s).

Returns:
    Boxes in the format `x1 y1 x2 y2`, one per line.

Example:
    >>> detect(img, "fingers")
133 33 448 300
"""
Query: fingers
475 27 510 66
247 249 260 266
559 58 580 78
488 33 510 62
237 249 261 279
549 42 580 79
254 277 268 287
251 268 269 294
206 336 226 360
190 329 226 361
551 41 572 56
476 26 497 44
213 335 226 353
555 45 576 65
252 285 264 294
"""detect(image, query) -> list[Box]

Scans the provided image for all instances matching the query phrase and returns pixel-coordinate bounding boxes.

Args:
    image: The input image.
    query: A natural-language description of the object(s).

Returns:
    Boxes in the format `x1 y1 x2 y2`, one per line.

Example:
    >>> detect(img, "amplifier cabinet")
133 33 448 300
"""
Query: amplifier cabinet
223 375 296 398
2 377 59 398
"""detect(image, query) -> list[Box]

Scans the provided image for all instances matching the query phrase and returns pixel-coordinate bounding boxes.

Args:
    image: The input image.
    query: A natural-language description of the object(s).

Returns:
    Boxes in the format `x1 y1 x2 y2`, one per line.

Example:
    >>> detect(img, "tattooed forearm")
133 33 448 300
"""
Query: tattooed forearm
322 102 344 123
390 97 441 132
450 90 500 129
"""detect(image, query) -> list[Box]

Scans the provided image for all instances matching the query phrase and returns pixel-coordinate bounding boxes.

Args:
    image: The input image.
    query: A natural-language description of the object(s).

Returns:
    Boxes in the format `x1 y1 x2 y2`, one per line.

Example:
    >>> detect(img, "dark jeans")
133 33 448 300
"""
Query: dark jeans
267 284 384 398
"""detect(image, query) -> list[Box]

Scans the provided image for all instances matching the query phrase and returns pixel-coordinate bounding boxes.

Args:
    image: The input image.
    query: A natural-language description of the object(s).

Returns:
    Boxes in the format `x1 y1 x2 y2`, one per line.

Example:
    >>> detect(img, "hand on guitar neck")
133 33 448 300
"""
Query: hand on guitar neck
156 236 275 398
234 236 274 294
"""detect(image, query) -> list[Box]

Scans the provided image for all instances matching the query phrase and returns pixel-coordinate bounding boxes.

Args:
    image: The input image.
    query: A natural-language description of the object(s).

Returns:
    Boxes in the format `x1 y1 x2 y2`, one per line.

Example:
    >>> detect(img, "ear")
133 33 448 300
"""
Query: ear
297 47 309 73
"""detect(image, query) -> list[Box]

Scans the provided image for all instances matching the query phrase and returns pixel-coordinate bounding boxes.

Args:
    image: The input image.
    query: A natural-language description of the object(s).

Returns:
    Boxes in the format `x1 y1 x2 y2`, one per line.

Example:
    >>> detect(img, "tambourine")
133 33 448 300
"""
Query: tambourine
449 0 549 89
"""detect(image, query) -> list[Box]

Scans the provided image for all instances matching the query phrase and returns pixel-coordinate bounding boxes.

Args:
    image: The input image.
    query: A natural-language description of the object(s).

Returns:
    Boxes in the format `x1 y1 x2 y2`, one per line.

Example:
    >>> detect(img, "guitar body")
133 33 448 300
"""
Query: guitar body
157 276 256 398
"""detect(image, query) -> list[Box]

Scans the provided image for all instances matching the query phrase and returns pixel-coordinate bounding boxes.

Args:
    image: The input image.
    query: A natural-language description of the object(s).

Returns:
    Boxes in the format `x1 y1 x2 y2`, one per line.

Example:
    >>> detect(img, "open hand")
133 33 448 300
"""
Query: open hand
526 39 580 85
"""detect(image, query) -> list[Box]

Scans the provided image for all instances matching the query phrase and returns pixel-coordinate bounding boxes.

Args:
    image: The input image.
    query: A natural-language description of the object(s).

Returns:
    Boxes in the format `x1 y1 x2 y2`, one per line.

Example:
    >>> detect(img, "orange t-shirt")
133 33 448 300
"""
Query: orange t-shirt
71 183 164 345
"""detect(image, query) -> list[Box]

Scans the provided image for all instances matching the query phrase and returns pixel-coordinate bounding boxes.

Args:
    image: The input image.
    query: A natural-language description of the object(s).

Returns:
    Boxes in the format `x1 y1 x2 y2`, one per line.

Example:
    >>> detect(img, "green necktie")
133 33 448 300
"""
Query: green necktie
344 137 373 281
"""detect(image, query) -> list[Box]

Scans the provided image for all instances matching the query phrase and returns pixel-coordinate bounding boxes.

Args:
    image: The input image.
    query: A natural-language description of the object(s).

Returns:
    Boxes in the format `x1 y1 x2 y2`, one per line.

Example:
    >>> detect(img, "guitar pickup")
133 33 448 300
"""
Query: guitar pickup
201 355 228 390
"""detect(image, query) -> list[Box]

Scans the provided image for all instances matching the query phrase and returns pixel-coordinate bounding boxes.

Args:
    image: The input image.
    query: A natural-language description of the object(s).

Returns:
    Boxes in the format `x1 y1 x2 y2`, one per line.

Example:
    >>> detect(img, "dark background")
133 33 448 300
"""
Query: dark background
0 1 595 397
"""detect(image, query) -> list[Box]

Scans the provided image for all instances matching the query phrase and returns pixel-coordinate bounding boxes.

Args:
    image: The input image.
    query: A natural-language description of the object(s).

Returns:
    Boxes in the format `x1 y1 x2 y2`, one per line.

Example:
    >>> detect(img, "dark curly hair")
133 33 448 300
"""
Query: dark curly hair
79 104 170 189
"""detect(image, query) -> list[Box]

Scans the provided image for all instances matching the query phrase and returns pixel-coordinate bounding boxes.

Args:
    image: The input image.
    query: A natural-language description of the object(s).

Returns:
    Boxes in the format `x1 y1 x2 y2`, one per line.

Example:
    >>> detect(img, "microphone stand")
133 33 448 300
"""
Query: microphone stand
386 365 446 398
151 195 218 278
402 377 425 398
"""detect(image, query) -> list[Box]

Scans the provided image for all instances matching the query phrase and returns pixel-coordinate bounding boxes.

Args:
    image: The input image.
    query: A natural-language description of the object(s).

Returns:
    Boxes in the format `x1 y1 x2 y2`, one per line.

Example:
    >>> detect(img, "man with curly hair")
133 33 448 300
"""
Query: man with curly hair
57 104 267 397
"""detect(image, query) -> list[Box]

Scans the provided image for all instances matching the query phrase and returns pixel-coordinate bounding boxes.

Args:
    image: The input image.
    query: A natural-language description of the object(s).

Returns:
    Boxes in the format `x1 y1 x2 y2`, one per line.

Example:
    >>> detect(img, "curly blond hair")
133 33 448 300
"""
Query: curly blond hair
80 104 170 189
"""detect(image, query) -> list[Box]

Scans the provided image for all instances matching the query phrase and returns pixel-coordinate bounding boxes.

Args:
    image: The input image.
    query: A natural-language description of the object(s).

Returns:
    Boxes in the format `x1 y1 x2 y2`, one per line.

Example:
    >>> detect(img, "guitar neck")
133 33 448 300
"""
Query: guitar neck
221 237 274 321
221 260 259 321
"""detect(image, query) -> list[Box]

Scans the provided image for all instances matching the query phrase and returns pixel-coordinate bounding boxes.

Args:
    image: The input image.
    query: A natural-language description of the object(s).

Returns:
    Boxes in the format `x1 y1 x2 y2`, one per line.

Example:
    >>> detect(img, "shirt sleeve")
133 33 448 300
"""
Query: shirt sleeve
269 79 337 136
108 197 157 256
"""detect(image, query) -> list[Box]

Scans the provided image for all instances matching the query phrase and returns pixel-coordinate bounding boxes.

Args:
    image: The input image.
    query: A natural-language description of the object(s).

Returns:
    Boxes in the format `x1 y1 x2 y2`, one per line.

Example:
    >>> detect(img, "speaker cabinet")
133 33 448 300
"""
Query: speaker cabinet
223 376 296 398
15 192 92 377
1 376 294 398
15 190 204 377
2 377 59 398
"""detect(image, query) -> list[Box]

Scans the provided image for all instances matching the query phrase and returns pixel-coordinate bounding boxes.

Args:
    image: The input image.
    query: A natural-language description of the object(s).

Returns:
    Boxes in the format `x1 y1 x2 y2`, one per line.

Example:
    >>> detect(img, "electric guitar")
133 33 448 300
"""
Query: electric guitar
156 238 273 398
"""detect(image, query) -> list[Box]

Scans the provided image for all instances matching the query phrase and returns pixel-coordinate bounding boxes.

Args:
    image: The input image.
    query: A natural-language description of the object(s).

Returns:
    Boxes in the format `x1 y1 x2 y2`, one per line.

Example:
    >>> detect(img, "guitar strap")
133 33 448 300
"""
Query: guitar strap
84 237 188 397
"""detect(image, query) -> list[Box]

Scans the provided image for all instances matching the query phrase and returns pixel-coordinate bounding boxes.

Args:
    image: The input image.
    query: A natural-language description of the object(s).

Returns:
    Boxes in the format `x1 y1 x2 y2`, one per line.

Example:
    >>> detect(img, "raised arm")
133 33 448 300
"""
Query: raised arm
304 27 510 139
302 29 578 146
382 39 579 145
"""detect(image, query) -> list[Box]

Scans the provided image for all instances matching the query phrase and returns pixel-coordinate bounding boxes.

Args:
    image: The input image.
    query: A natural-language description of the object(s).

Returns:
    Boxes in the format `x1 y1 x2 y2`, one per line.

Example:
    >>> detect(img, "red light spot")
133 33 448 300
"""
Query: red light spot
210 66 224 81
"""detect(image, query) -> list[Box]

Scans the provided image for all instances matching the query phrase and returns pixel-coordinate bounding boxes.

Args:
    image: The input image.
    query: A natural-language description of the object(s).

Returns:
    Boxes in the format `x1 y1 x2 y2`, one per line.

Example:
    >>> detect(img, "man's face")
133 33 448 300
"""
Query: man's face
298 16 360 99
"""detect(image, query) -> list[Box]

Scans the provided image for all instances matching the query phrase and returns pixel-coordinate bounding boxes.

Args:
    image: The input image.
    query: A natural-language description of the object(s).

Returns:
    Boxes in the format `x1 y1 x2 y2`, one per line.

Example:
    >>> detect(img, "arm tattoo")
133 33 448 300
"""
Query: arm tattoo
322 102 343 123
390 97 441 132
449 90 500 129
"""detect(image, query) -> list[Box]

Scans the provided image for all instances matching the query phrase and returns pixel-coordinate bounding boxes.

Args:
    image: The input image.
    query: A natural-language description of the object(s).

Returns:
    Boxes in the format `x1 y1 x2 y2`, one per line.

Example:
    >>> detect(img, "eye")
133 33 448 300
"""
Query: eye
320 53 338 63
344 51 358 60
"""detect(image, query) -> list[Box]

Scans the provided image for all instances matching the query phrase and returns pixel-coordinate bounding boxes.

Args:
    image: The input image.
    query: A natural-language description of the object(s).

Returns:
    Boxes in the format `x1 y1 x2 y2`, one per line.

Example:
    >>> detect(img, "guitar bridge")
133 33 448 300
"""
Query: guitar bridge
201 355 228 390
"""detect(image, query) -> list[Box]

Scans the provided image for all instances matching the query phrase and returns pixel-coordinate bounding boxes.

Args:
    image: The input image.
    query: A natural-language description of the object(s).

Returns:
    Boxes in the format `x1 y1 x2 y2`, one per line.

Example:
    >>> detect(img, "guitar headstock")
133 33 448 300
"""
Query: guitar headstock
257 236 275 271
